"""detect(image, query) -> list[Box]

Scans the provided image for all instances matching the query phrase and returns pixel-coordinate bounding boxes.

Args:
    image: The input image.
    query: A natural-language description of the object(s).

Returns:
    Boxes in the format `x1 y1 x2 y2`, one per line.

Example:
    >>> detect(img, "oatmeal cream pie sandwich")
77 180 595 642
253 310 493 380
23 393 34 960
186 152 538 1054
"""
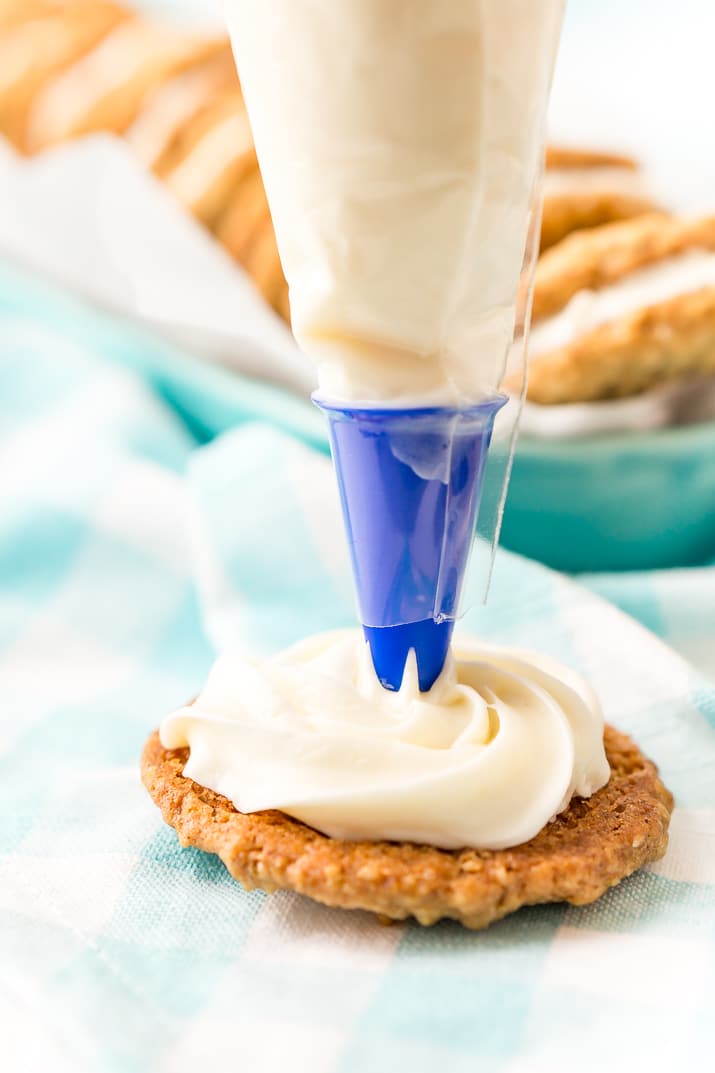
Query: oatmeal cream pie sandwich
215 166 288 318
0 0 70 30
23 15 225 152
157 89 256 229
515 213 715 404
125 45 238 173
155 93 288 313
0 0 128 149
541 145 662 251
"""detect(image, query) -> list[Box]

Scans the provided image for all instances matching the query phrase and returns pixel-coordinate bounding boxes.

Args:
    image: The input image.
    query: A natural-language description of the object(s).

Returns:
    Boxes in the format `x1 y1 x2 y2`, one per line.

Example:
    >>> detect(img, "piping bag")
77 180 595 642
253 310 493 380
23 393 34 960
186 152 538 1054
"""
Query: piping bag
226 0 565 691
311 170 544 695
312 186 541 693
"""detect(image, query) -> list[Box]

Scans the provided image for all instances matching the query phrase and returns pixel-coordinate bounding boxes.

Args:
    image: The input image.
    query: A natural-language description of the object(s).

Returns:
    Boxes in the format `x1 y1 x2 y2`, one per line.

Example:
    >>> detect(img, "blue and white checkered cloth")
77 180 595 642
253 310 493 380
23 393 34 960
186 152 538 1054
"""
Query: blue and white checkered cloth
1 263 714 1073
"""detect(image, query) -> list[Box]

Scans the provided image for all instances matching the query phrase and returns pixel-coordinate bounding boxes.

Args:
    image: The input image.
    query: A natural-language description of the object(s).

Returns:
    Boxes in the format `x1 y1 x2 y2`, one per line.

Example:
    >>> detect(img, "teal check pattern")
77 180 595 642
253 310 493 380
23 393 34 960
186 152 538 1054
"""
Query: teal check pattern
1 263 714 1073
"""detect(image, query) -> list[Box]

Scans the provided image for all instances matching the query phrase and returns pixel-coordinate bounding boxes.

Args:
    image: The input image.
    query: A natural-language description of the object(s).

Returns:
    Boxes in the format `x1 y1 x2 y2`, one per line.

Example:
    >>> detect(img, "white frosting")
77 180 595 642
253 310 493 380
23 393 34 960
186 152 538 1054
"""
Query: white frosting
226 0 565 407
543 166 649 200
530 249 715 357
160 630 610 851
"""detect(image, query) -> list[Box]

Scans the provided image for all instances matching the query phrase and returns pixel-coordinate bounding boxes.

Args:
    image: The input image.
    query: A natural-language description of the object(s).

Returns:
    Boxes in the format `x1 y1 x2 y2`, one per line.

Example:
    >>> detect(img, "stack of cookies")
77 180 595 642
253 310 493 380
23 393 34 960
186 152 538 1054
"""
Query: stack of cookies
0 0 289 319
520 214 715 405
541 145 660 252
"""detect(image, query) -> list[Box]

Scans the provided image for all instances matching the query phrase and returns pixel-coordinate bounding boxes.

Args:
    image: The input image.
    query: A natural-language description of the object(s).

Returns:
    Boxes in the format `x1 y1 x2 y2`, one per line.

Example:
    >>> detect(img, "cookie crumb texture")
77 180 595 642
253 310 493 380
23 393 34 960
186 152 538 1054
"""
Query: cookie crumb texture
510 214 715 403
540 145 659 252
141 726 673 930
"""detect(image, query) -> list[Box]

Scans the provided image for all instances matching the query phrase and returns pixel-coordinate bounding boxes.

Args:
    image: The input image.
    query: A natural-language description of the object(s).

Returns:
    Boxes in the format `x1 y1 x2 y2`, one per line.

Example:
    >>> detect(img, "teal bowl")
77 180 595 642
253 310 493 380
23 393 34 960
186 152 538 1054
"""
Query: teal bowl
501 421 715 572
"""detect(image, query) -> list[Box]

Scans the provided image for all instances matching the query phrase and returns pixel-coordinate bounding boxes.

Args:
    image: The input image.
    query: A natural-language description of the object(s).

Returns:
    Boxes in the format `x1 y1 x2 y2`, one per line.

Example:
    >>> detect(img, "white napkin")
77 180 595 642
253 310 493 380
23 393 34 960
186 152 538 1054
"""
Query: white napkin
0 136 314 397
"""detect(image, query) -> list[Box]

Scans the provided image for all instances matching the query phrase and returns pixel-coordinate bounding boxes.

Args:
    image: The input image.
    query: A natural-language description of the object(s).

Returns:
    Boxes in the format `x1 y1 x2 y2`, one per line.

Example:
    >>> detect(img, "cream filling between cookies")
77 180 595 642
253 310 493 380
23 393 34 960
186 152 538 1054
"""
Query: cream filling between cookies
160 630 610 851
529 249 715 358
542 166 650 201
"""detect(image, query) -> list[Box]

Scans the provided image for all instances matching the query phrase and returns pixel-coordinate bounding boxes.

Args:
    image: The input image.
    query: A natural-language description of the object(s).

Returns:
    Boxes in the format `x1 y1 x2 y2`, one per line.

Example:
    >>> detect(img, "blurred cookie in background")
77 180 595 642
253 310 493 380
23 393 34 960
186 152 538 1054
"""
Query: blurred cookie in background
158 89 256 235
0 0 62 29
216 167 288 318
0 0 128 147
0 0 119 27
518 213 715 404
126 45 237 171
24 14 224 152
0 0 287 318
541 145 662 251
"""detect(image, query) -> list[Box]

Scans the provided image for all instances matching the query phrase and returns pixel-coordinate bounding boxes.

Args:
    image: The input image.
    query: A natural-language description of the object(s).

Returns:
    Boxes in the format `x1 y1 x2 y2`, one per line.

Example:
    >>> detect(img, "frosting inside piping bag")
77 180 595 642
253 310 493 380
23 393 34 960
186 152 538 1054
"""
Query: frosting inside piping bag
227 0 566 407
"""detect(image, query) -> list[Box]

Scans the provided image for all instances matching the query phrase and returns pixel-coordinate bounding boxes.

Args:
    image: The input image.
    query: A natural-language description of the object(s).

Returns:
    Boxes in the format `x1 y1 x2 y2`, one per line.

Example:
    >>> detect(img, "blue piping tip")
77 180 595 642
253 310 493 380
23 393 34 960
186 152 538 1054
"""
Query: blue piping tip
364 619 454 693
314 394 506 693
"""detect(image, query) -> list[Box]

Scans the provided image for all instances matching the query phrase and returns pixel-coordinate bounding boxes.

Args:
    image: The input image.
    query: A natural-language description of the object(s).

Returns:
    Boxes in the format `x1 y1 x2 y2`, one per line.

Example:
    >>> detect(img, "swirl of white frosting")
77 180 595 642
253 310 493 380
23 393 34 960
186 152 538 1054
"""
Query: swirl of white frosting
160 630 610 851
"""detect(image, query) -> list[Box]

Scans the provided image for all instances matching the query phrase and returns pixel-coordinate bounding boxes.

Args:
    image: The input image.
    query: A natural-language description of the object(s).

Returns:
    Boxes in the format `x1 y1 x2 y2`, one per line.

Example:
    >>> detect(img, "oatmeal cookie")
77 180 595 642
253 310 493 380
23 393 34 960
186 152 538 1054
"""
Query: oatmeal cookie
516 214 715 403
142 724 672 930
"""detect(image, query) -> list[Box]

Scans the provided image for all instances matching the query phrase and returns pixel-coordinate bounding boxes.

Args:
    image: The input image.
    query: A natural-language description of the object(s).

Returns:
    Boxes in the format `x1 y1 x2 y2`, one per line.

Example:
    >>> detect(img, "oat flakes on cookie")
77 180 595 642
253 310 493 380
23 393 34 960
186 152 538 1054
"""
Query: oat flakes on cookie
515 213 715 404
541 144 662 252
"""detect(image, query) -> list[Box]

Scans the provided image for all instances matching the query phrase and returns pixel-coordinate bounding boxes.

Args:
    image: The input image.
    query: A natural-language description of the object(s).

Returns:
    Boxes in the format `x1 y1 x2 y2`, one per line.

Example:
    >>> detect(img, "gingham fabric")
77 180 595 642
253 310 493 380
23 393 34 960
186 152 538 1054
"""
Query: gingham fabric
1 263 714 1073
